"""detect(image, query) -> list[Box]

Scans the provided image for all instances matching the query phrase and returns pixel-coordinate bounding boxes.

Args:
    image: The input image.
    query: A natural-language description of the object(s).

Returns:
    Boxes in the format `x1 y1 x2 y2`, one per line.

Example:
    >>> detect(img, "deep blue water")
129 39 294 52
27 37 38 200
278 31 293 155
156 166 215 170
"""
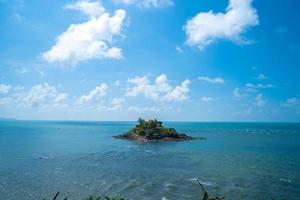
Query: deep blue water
0 121 300 200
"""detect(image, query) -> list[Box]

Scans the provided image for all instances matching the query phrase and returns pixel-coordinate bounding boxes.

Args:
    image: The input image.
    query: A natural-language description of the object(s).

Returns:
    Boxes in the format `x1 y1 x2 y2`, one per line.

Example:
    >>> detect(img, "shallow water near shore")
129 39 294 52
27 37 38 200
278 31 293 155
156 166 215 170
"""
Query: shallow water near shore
0 121 300 200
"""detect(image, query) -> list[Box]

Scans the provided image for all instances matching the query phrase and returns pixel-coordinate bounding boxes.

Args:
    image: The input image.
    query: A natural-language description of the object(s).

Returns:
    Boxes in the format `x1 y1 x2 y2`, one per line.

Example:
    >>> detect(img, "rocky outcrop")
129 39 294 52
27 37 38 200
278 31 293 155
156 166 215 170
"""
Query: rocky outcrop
113 118 203 142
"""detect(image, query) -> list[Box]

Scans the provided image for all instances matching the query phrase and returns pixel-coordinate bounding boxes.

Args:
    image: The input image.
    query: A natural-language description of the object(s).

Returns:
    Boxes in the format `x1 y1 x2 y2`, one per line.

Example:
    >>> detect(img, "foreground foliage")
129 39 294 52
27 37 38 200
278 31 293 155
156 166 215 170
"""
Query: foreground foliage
44 180 286 200
43 192 126 200
196 179 225 200
43 179 223 200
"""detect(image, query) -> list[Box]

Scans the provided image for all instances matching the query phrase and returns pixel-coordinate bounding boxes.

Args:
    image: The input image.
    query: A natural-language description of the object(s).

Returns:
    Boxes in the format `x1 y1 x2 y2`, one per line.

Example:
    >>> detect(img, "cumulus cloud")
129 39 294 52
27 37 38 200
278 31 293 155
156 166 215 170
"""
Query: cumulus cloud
246 83 273 89
43 0 126 66
201 96 213 102
281 97 300 107
0 84 12 94
254 94 266 107
255 74 268 80
64 0 105 17
14 66 30 75
79 83 108 103
184 0 259 49
103 97 125 110
176 45 183 53
233 87 242 98
113 0 173 8
128 106 171 113
13 83 68 107
198 76 224 84
53 93 68 106
0 97 11 106
126 74 190 102
114 80 121 86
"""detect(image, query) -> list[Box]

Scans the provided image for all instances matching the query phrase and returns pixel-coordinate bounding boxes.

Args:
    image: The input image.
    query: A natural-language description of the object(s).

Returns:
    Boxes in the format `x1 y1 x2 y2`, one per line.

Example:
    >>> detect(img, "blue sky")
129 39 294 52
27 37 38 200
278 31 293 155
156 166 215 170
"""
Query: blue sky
0 0 300 122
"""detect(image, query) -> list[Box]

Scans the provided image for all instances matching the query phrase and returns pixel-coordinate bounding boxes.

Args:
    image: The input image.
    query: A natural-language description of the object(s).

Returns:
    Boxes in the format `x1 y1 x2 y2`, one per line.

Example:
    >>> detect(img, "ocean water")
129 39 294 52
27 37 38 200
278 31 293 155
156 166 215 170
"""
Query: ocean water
0 121 300 200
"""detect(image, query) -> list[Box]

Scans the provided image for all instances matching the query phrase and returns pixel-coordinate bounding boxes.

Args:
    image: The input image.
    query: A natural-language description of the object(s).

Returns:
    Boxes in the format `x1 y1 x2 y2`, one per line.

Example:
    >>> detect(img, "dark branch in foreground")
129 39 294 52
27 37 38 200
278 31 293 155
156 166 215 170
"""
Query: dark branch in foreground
197 178 225 200
43 179 286 200
53 192 60 200
43 193 125 200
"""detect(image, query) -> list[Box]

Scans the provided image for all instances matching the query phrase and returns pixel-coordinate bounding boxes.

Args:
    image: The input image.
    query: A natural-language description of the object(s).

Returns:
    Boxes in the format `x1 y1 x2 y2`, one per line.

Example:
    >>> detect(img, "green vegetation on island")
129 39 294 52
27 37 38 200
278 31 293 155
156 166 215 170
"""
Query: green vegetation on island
114 118 202 141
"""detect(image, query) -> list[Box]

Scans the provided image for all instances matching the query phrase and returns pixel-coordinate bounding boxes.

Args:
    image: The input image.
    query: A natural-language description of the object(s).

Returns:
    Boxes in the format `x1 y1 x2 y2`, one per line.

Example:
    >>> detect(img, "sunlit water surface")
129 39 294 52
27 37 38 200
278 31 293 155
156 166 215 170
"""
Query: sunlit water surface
0 121 299 200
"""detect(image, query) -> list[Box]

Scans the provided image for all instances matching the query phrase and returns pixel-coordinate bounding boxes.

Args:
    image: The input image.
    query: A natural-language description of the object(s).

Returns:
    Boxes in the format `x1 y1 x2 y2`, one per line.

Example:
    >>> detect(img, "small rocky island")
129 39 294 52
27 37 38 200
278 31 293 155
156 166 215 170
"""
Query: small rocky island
114 118 201 142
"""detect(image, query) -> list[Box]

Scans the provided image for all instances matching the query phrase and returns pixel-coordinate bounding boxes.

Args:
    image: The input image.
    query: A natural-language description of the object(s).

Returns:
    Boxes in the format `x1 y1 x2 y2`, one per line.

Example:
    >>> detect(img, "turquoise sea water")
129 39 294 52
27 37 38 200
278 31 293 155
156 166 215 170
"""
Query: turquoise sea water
0 121 300 200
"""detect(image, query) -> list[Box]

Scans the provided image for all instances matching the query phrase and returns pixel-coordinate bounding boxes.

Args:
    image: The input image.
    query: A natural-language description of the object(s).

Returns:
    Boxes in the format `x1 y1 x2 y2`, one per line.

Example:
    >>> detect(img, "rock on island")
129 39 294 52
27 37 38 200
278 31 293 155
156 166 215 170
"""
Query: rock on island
114 118 202 142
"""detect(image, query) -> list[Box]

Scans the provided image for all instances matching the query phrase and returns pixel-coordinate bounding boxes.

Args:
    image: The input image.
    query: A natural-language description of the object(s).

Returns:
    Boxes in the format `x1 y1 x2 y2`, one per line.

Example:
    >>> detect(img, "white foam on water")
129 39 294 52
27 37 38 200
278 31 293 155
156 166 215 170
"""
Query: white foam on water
280 178 292 183
144 149 156 155
164 182 177 191
186 177 197 181
200 181 213 186
186 177 213 186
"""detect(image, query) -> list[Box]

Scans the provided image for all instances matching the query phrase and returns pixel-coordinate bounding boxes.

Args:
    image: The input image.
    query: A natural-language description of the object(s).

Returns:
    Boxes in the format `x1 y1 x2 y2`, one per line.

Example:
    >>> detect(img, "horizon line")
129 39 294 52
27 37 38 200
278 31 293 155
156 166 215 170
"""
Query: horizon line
1 118 300 123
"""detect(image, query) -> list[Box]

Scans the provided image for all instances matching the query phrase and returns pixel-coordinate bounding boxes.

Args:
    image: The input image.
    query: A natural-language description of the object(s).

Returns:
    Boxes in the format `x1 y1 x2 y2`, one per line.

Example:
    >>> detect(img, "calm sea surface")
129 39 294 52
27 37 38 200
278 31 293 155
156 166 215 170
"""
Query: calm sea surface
0 121 300 200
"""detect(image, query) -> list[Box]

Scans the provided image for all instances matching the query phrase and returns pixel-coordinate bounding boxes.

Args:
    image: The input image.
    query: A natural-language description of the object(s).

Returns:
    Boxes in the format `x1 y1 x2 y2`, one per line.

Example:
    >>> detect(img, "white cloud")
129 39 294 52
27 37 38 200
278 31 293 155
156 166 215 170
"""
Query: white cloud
35 67 47 77
105 97 125 110
201 96 213 102
113 0 173 8
254 94 266 107
126 74 190 102
233 88 242 98
0 97 11 106
198 76 224 84
79 83 108 103
16 83 68 107
43 0 126 66
176 45 183 53
281 97 300 107
65 0 105 18
255 74 268 80
184 0 259 49
126 76 157 99
53 93 68 106
114 80 121 86
246 83 273 89
0 84 12 94
128 106 171 113
163 80 190 101
14 66 30 75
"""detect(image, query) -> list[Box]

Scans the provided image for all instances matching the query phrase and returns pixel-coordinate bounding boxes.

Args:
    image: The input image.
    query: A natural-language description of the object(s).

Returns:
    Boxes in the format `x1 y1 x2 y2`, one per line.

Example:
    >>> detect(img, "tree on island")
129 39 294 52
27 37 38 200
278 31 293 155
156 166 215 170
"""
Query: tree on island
114 118 203 141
